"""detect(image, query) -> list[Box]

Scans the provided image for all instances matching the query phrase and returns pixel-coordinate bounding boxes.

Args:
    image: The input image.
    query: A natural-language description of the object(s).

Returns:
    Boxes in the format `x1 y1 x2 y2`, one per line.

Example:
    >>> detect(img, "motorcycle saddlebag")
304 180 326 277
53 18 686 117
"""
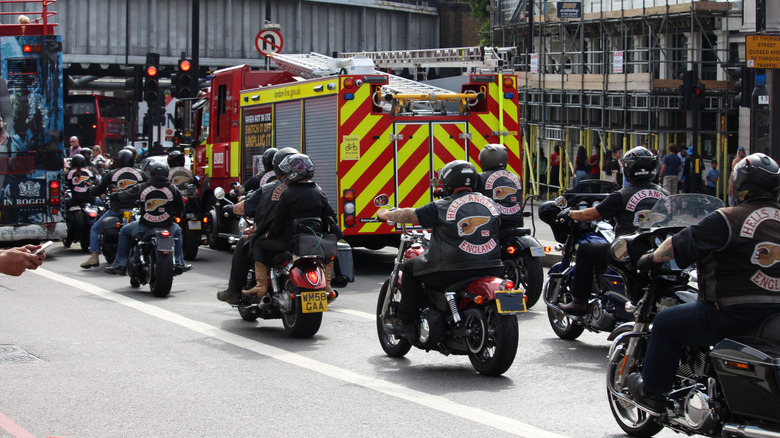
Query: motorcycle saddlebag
334 241 354 283
292 232 338 258
710 337 780 422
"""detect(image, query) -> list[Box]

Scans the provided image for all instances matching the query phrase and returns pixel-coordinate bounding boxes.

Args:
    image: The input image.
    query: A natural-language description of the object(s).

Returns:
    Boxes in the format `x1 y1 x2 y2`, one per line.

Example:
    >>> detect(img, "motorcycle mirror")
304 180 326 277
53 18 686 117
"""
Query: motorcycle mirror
214 187 226 200
554 196 567 208
430 176 441 188
373 194 389 207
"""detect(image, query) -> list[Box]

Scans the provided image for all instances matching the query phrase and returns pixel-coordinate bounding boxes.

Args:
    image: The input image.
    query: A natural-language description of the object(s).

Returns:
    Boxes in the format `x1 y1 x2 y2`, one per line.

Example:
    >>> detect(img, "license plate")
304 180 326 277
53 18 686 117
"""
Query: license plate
495 290 527 314
188 220 202 230
529 246 545 257
300 291 328 313
155 236 174 252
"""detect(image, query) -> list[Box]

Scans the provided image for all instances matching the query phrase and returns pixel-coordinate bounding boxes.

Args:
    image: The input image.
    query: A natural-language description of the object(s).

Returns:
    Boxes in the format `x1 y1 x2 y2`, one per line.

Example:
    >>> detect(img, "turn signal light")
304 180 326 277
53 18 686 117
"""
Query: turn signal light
544 246 552 254
174 217 182 224
343 78 354 89
474 296 484 305
506 245 517 255
503 77 514 88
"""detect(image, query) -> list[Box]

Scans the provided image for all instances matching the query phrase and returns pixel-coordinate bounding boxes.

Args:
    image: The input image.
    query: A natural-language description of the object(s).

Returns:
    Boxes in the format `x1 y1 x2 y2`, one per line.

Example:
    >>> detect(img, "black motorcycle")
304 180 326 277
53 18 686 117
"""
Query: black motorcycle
600 194 780 437
97 207 135 264
62 194 102 253
126 214 177 298
499 195 545 308
374 195 522 376
174 183 203 260
204 186 239 251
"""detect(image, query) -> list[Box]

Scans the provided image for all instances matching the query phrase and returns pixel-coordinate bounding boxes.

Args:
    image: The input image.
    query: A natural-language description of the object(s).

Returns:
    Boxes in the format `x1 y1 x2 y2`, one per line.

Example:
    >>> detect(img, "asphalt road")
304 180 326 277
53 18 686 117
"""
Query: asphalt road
0 236 678 438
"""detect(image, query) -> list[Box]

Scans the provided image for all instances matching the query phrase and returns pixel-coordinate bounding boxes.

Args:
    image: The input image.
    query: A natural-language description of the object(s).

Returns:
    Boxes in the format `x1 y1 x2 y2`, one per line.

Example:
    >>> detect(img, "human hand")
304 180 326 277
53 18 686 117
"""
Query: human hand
637 251 657 274
0 247 43 276
556 208 572 223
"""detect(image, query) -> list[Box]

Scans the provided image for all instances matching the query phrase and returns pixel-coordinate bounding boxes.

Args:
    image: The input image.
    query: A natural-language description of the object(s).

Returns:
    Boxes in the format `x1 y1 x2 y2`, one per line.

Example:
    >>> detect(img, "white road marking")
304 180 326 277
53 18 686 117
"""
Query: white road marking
34 268 568 438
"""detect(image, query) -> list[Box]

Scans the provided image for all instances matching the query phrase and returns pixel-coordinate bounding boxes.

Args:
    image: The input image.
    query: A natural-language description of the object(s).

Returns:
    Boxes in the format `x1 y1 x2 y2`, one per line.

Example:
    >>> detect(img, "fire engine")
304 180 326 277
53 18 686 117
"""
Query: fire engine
188 48 522 250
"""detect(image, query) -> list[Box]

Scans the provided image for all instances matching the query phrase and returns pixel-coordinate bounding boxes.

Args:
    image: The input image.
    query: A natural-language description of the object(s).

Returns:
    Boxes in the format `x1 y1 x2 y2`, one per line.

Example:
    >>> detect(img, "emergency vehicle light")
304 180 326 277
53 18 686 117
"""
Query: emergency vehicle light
48 181 60 207
504 92 515 99
503 77 514 88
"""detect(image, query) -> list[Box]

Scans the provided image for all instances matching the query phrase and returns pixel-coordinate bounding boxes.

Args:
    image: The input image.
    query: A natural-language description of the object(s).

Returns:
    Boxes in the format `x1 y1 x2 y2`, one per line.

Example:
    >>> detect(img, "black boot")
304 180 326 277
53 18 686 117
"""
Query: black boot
383 321 416 340
559 298 588 316
217 289 242 305
627 373 666 412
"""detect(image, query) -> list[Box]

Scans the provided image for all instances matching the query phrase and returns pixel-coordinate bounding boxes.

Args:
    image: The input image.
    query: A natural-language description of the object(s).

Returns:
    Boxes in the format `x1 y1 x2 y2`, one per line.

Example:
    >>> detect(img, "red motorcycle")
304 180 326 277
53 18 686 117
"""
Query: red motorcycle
374 195 524 376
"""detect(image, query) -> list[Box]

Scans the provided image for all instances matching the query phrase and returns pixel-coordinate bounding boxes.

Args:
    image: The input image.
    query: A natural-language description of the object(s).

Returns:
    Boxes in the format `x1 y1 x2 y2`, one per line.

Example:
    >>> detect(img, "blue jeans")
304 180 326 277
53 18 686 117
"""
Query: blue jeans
90 209 121 252
574 170 588 187
642 301 780 393
112 221 184 268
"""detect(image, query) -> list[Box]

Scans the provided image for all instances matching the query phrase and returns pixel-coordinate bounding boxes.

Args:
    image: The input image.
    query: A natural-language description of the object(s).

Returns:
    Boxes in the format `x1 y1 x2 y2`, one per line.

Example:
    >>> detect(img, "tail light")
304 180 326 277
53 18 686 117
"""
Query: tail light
161 230 171 237
49 180 61 207
306 270 320 286
88 211 97 219
343 188 356 228
503 280 515 290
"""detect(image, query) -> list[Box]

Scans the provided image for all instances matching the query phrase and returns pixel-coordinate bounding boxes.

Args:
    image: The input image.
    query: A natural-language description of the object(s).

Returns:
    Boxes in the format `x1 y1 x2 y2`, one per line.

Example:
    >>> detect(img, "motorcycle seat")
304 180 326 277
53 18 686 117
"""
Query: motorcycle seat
435 276 483 293
137 228 170 240
747 313 780 344
499 227 531 240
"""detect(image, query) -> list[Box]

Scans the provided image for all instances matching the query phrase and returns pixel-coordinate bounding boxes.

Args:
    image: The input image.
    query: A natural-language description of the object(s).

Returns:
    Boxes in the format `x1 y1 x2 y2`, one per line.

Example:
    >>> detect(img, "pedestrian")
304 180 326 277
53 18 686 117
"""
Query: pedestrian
68 136 83 157
728 146 747 206
0 244 45 276
549 144 561 193
612 148 624 187
680 147 694 193
659 144 681 195
601 150 617 185
573 145 588 187
588 148 601 180
705 159 719 196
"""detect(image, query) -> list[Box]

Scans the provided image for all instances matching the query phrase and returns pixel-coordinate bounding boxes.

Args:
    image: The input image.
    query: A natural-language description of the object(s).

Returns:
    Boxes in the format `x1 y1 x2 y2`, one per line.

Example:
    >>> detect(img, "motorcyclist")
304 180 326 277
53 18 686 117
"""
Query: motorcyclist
238 147 278 196
253 154 343 300
216 147 297 304
166 149 198 193
80 149 148 269
62 153 101 212
628 152 780 412
377 160 504 339
557 146 667 315
103 161 191 276
477 143 523 230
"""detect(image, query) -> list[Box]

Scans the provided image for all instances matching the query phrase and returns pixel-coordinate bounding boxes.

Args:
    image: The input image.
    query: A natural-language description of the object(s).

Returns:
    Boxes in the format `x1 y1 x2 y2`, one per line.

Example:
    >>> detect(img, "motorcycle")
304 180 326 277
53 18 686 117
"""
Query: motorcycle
62 193 102 253
126 208 177 298
174 183 203 260
374 194 523 377
97 206 135 264
499 195 546 308
204 186 240 251
234 216 341 339
603 194 780 437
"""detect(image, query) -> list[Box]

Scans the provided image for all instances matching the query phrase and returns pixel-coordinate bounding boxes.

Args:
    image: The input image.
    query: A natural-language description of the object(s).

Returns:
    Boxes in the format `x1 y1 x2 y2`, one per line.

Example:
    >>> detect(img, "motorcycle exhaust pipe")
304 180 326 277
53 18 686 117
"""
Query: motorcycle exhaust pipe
723 423 780 438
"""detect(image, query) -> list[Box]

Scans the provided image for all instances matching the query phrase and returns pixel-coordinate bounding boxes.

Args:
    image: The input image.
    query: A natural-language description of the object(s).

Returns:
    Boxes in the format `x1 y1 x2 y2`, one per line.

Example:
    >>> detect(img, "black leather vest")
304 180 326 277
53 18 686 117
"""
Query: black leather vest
414 191 504 276
478 169 522 224
700 201 780 307
615 183 667 235
138 182 179 228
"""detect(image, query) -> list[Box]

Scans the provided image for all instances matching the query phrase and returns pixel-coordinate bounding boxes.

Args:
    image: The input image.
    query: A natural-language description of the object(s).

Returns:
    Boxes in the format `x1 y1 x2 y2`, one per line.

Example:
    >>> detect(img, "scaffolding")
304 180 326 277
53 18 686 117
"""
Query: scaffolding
493 0 742 199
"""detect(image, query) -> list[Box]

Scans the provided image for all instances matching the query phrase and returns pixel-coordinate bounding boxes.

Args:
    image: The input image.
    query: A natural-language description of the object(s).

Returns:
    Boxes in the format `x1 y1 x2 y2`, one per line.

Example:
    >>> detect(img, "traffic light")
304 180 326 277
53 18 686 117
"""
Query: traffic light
678 70 694 111
691 83 706 111
144 52 160 104
124 65 143 102
175 57 197 99
734 66 754 108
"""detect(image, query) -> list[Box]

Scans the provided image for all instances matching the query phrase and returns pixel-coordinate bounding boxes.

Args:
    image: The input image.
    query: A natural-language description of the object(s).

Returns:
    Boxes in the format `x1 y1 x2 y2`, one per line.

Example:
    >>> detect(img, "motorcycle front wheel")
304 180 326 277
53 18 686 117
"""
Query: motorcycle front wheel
376 280 412 358
545 277 585 340
281 278 322 338
606 336 662 437
467 302 519 376
150 250 174 298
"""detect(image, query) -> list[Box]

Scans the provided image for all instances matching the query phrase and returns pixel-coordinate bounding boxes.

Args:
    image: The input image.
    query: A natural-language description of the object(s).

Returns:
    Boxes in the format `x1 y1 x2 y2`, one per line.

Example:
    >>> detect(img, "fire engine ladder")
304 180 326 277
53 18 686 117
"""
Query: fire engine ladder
269 52 484 115
341 46 515 80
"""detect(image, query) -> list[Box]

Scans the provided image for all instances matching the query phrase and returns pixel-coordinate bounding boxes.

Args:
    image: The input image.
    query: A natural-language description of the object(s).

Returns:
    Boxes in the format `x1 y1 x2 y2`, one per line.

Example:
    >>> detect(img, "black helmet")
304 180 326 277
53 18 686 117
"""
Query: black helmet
70 153 87 169
478 143 508 171
167 150 185 168
438 160 478 196
122 145 138 162
279 154 315 184
116 149 135 168
273 147 299 178
148 161 170 179
81 148 92 158
623 146 656 183
262 148 278 171
732 153 780 204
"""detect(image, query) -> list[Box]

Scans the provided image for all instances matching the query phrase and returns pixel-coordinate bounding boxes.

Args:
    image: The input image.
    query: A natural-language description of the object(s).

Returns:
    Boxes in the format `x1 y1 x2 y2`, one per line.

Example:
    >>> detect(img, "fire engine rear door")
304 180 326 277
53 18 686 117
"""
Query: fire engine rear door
393 122 469 210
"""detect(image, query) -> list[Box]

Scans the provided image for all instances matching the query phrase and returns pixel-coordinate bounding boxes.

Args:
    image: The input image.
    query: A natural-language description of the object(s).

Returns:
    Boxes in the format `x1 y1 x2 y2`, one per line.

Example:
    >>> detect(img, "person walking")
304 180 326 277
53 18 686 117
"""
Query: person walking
659 144 682 195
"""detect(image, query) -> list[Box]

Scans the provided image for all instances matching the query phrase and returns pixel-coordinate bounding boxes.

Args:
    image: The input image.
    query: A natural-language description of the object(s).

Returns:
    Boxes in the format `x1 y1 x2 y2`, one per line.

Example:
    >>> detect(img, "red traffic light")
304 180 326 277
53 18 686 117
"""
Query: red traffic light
693 84 703 96
179 60 191 72
146 66 158 77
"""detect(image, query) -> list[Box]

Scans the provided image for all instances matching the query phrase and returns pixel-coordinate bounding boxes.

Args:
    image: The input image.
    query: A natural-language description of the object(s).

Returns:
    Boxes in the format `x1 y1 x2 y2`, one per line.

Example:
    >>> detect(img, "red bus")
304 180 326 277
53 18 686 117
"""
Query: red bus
64 95 129 157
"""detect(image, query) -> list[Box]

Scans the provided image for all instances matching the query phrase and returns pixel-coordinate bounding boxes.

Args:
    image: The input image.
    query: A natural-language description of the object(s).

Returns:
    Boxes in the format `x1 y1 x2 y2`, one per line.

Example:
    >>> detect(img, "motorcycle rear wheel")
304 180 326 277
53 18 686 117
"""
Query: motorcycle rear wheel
183 228 201 261
128 245 141 288
467 302 519 376
545 277 585 340
606 336 663 437
150 250 174 298
504 252 543 309
376 280 412 358
281 278 322 338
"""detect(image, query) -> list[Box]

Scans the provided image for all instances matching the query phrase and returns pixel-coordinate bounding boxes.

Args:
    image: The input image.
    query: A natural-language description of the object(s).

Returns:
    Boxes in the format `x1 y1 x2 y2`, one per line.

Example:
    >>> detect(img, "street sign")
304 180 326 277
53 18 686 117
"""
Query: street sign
255 30 283 57
746 35 780 69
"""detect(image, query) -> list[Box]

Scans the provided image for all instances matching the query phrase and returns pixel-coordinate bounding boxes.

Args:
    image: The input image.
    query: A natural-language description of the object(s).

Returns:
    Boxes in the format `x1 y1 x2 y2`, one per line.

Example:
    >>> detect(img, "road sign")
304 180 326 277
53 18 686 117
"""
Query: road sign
746 35 780 69
255 30 283 57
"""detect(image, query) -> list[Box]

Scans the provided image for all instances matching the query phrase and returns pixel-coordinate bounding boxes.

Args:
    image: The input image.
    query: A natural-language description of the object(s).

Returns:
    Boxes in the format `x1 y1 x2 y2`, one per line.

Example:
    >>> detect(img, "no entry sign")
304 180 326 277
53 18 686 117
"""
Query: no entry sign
256 30 283 57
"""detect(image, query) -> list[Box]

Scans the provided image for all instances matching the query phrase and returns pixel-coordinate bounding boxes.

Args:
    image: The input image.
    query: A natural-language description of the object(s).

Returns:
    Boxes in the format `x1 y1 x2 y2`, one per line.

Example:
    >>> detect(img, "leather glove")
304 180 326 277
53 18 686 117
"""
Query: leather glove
556 208 572 223
637 251 657 274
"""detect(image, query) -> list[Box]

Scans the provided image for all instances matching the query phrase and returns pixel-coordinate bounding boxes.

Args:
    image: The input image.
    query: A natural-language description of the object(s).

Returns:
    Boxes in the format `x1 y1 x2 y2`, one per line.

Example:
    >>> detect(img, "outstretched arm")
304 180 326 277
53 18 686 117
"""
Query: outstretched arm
377 207 418 224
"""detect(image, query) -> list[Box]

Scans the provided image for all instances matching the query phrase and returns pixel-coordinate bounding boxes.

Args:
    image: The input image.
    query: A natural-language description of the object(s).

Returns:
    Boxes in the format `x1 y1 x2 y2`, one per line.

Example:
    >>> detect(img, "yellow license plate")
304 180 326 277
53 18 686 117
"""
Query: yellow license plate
495 290 527 314
300 291 328 313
